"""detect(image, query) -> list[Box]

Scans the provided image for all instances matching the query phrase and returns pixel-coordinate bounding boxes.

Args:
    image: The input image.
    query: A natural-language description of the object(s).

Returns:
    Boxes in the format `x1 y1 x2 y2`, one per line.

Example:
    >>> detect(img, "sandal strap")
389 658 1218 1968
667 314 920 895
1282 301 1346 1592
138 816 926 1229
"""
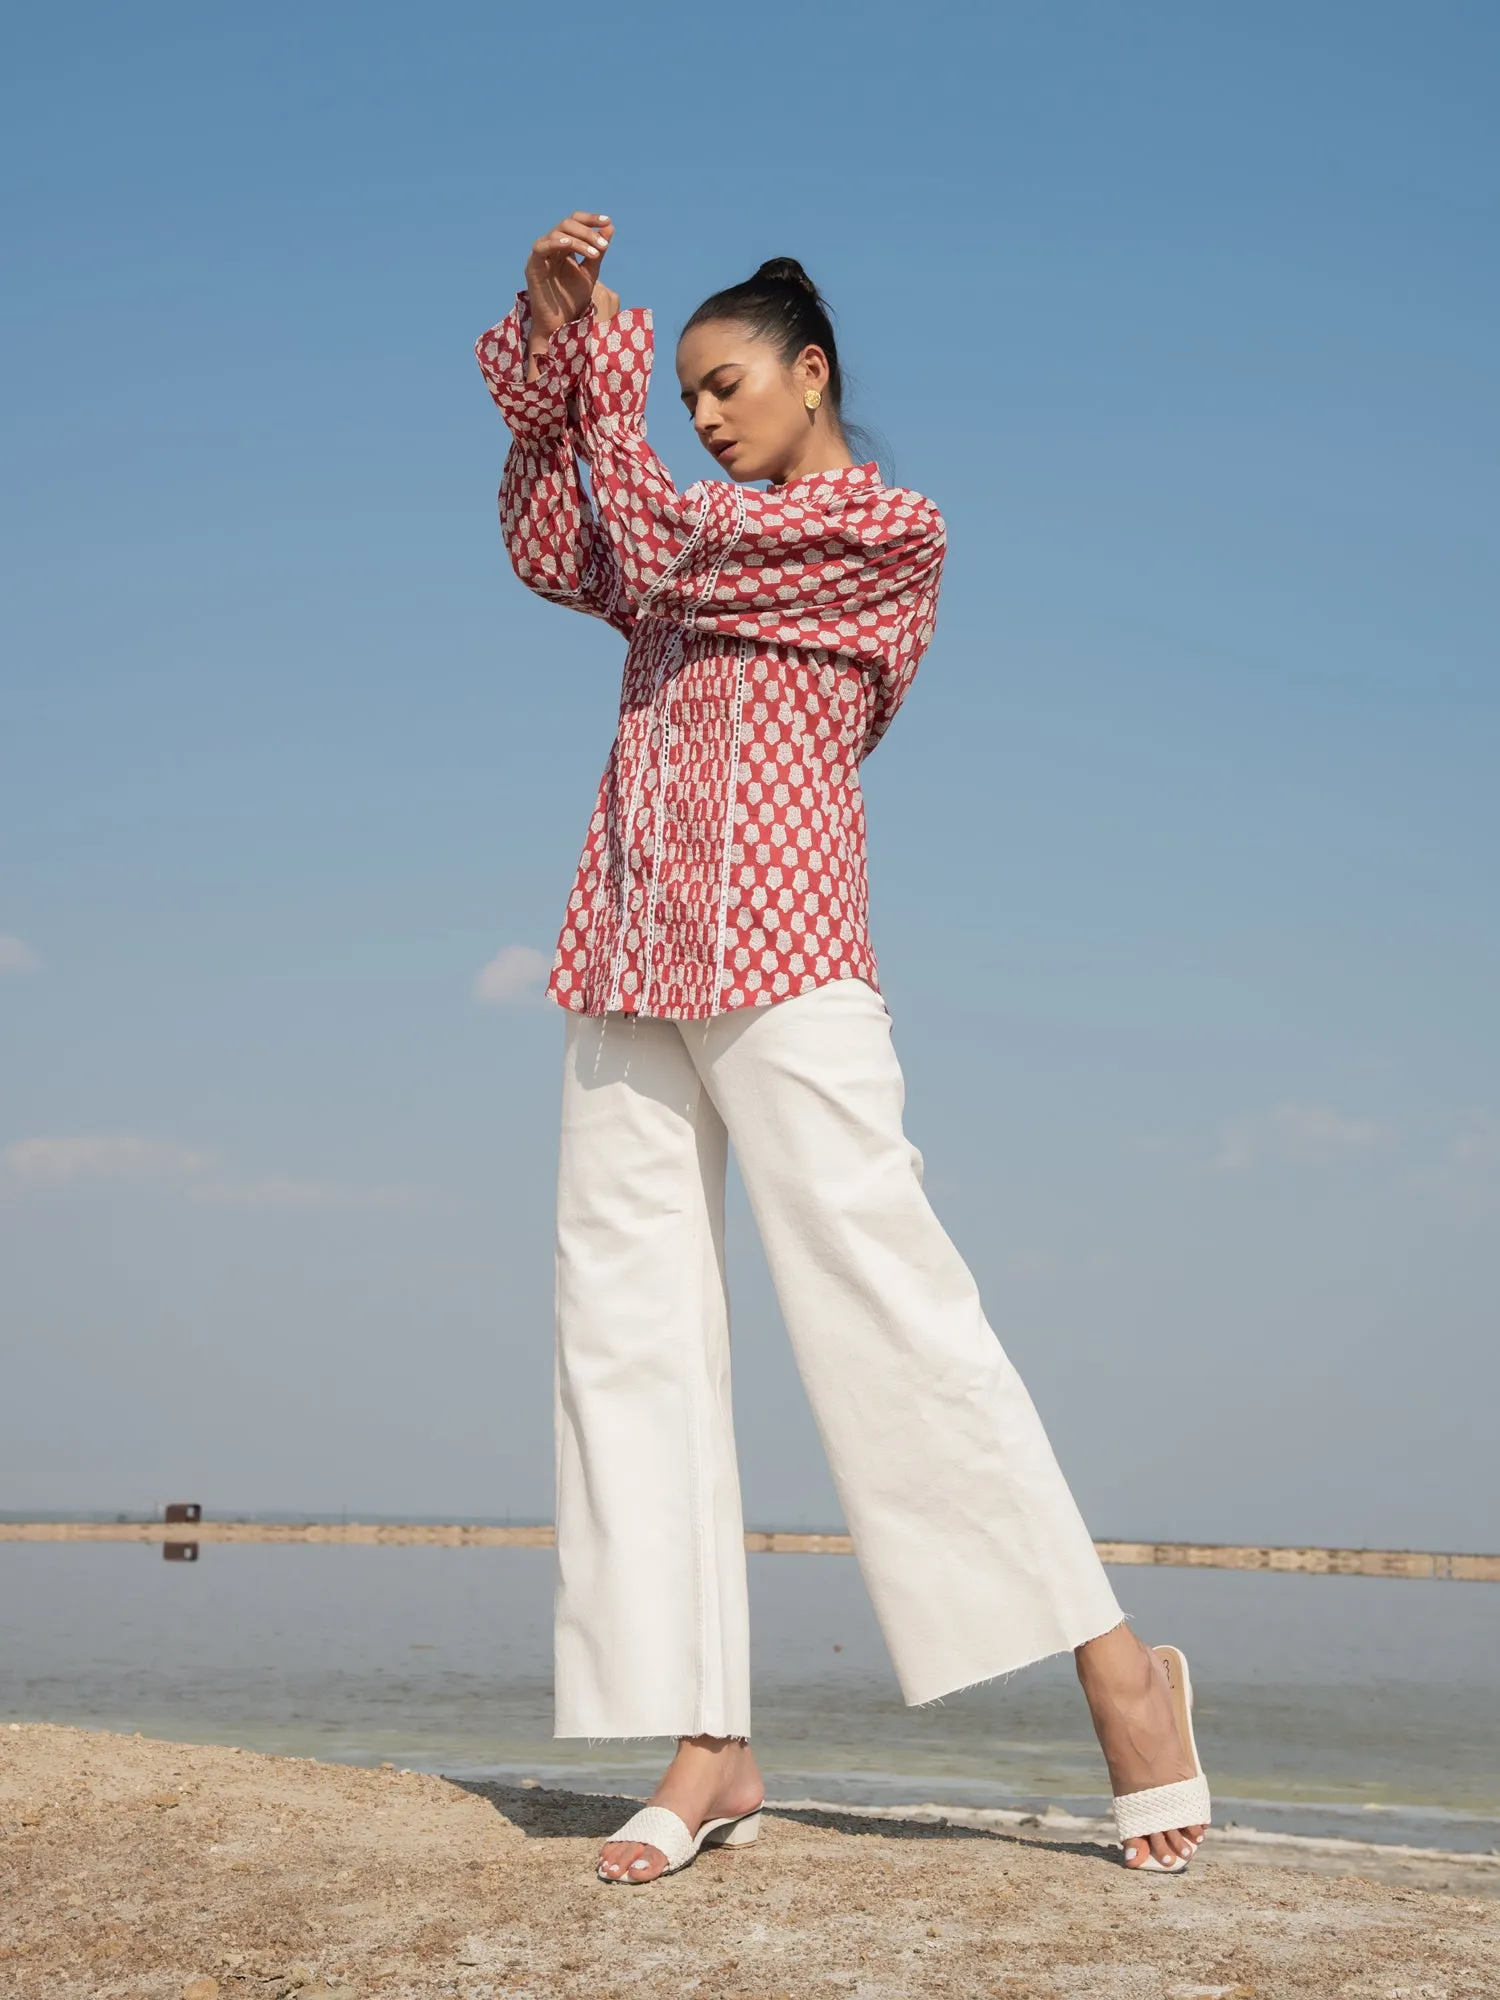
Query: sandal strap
603 1804 694 1870
1113 1776 1212 1841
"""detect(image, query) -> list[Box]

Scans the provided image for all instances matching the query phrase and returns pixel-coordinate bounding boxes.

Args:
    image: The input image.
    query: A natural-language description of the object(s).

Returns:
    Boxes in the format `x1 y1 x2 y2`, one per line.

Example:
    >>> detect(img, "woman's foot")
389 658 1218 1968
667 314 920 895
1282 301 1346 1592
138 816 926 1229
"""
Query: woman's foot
597 1735 764 1883
1075 1623 1206 1868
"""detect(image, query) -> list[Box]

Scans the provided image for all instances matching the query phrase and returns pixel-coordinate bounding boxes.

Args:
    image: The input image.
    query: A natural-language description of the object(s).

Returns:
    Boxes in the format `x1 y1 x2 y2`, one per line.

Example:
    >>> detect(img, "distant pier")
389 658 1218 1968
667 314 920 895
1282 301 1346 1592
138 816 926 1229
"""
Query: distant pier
3 1518 1496 1580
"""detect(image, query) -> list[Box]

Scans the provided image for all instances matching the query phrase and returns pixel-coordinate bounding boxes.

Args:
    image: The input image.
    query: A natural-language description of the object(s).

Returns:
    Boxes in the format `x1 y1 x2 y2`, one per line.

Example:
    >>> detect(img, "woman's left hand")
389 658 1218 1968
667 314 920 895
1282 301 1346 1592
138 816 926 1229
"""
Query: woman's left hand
525 212 614 342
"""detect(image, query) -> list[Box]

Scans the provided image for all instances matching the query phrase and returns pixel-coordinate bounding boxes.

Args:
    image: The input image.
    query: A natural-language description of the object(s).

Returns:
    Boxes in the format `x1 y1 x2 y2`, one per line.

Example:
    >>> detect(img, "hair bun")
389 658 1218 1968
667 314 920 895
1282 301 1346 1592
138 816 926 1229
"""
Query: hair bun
753 256 820 298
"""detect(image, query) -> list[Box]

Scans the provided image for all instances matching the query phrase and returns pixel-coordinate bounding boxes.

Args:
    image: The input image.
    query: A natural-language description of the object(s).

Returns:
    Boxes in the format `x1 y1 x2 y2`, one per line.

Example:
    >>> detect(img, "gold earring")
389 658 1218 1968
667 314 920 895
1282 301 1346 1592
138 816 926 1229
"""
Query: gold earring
804 388 822 411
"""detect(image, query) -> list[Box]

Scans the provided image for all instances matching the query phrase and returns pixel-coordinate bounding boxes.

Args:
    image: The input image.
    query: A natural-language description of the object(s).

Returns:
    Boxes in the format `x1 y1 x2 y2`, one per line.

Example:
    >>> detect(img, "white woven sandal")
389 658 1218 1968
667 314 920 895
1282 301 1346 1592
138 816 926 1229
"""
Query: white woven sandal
595 1802 762 1884
1112 1644 1212 1874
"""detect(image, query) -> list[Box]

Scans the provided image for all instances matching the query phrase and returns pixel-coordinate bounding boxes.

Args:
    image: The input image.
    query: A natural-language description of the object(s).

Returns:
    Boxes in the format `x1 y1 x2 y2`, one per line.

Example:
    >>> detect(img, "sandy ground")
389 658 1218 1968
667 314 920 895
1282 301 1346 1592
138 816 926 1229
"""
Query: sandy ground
2 1724 1496 2000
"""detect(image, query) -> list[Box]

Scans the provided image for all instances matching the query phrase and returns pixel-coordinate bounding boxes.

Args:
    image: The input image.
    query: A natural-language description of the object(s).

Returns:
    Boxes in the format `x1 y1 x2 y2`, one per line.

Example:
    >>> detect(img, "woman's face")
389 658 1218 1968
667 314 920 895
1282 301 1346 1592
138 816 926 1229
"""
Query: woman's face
675 320 830 484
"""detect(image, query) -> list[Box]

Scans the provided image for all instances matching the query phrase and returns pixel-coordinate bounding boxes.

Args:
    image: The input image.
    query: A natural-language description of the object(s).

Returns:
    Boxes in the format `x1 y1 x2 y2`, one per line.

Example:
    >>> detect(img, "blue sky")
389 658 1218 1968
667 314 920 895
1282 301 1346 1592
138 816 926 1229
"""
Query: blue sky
2 2 1496 1549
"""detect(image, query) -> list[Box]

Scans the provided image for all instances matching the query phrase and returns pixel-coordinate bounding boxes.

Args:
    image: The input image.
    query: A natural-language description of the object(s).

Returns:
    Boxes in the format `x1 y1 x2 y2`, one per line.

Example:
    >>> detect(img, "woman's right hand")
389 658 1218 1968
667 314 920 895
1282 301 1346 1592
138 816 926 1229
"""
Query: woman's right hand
525 212 614 347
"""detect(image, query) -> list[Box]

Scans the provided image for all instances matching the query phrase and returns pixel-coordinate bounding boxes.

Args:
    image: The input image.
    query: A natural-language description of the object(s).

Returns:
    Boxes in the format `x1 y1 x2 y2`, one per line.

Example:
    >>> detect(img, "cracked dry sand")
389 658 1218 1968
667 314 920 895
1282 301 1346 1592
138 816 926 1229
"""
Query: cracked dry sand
1 1723 1496 1999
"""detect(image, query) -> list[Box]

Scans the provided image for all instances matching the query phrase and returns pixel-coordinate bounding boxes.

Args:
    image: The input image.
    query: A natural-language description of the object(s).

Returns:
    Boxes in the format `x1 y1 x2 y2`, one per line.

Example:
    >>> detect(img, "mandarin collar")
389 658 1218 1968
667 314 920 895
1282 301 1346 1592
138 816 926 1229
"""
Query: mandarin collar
768 460 881 499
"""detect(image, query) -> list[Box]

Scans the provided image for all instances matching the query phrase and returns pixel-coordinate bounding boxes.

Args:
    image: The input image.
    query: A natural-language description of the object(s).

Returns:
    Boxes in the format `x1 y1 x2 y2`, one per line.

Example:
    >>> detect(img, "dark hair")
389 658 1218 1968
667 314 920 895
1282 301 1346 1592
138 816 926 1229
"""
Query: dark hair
683 257 847 430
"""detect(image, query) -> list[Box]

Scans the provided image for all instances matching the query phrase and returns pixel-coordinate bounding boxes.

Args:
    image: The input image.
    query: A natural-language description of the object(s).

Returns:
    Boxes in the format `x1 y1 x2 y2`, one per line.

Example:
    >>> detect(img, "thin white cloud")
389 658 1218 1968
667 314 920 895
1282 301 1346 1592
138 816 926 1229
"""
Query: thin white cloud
1408 1113 1500 1216
475 944 551 1007
1 1134 214 1190
0 934 40 975
1213 1101 1388 1174
0 1134 430 1210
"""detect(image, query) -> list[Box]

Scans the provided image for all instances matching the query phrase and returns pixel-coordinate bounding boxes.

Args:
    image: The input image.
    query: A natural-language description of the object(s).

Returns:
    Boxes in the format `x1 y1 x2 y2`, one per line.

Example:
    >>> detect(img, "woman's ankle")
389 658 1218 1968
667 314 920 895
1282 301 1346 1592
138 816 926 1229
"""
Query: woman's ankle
1075 1623 1156 1698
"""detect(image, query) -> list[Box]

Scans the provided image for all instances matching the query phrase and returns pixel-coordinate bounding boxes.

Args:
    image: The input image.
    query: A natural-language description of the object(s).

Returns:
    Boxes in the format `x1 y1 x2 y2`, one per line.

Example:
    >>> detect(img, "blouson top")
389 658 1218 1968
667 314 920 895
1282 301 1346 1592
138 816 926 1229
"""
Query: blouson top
476 292 946 1021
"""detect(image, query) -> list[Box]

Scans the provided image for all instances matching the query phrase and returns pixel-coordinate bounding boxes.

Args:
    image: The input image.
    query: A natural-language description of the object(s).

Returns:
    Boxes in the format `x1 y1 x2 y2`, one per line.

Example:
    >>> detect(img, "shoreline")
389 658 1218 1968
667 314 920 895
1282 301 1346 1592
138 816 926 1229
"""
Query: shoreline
12 1717 1495 1864
754 1795 1500 1897
4 1724 1498 1998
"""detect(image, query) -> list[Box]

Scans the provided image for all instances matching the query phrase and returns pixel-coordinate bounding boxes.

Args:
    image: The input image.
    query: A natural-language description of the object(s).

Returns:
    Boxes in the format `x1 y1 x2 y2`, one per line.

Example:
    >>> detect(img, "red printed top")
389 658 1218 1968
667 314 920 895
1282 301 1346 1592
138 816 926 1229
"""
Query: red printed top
476 293 946 1020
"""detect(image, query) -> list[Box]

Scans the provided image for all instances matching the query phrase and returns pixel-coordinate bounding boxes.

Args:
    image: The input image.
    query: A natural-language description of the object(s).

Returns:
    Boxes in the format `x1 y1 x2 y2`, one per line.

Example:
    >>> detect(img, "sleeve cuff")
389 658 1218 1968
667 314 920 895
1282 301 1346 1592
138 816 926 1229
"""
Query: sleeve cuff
576 307 655 436
476 291 596 436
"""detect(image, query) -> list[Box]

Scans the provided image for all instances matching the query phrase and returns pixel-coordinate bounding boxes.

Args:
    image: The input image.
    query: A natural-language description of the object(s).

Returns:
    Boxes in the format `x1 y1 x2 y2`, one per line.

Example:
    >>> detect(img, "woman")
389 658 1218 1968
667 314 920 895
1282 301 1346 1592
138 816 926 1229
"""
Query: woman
476 211 1210 1885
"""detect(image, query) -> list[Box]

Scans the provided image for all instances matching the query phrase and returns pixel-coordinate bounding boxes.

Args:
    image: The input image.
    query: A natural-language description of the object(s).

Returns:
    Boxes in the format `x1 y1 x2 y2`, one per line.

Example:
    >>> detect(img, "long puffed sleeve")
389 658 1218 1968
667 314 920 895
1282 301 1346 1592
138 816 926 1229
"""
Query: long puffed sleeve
475 294 634 638
573 309 944 753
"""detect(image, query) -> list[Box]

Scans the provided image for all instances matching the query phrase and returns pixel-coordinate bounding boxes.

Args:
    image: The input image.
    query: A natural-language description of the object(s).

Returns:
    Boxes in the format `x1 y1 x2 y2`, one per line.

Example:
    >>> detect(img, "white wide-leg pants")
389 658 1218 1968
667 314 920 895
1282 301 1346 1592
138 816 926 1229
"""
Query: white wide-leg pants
553 975 1122 1738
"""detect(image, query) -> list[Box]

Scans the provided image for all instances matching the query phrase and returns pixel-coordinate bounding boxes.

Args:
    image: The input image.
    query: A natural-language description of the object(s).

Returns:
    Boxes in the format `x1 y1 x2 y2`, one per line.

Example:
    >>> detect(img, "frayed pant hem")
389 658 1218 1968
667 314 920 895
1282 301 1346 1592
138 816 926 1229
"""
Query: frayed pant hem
904 1612 1130 1709
554 1728 752 1745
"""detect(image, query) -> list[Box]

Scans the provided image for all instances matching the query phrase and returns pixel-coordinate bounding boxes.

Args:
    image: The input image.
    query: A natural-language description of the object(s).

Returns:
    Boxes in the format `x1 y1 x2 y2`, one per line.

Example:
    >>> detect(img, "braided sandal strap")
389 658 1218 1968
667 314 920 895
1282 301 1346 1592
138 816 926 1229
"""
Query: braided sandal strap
1112 1776 1212 1841
602 1805 694 1871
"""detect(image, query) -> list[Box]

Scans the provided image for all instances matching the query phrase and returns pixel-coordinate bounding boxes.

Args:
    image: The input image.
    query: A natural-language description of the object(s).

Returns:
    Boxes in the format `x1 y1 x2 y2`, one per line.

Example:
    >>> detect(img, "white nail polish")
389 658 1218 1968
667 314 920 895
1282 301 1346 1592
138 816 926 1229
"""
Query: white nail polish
1124 1845 1137 1860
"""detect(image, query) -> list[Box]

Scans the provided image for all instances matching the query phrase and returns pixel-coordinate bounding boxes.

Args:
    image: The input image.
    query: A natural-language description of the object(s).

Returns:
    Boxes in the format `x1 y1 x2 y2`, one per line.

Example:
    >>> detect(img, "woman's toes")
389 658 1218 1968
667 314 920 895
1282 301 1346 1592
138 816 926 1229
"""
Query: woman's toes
598 1841 640 1878
1123 1831 1189 1869
598 1840 669 1882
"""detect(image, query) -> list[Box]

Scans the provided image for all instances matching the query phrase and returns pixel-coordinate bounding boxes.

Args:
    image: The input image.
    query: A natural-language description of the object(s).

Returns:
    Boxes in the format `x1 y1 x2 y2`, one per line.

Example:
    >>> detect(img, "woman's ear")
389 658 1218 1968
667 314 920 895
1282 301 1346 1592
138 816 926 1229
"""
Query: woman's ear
795 343 831 393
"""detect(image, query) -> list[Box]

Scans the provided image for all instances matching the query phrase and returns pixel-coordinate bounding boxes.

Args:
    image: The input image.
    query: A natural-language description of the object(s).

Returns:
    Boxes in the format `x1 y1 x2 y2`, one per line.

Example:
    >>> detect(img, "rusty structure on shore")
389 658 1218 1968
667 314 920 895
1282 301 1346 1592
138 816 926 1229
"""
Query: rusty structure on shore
3 1517 1495 1581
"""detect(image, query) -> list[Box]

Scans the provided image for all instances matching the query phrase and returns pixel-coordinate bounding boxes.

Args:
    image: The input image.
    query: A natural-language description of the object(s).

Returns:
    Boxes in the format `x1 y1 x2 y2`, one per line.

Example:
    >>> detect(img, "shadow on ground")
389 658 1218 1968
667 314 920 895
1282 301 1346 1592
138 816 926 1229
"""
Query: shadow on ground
449 1779 1114 1866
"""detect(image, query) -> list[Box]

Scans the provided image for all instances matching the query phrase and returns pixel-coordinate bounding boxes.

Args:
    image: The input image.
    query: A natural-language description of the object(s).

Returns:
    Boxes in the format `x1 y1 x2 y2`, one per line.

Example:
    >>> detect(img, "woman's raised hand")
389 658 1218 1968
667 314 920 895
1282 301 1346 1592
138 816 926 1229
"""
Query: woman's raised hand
525 212 614 344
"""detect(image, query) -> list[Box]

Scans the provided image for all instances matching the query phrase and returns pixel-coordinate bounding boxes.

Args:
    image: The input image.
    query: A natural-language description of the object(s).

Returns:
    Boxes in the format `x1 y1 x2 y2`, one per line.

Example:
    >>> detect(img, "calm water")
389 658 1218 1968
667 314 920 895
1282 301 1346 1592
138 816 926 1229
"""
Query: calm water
2 1544 1495 1852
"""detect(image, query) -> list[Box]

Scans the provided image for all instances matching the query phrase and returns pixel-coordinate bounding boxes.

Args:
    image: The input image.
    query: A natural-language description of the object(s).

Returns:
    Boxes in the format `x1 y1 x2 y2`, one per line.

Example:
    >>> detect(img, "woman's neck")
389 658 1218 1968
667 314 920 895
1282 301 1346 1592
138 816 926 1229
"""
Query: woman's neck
767 435 856 488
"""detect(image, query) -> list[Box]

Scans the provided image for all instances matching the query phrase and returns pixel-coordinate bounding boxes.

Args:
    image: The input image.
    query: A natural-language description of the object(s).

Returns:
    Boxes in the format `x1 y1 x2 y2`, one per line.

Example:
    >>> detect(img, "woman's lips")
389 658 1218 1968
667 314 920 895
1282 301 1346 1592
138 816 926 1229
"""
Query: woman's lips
710 439 738 461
